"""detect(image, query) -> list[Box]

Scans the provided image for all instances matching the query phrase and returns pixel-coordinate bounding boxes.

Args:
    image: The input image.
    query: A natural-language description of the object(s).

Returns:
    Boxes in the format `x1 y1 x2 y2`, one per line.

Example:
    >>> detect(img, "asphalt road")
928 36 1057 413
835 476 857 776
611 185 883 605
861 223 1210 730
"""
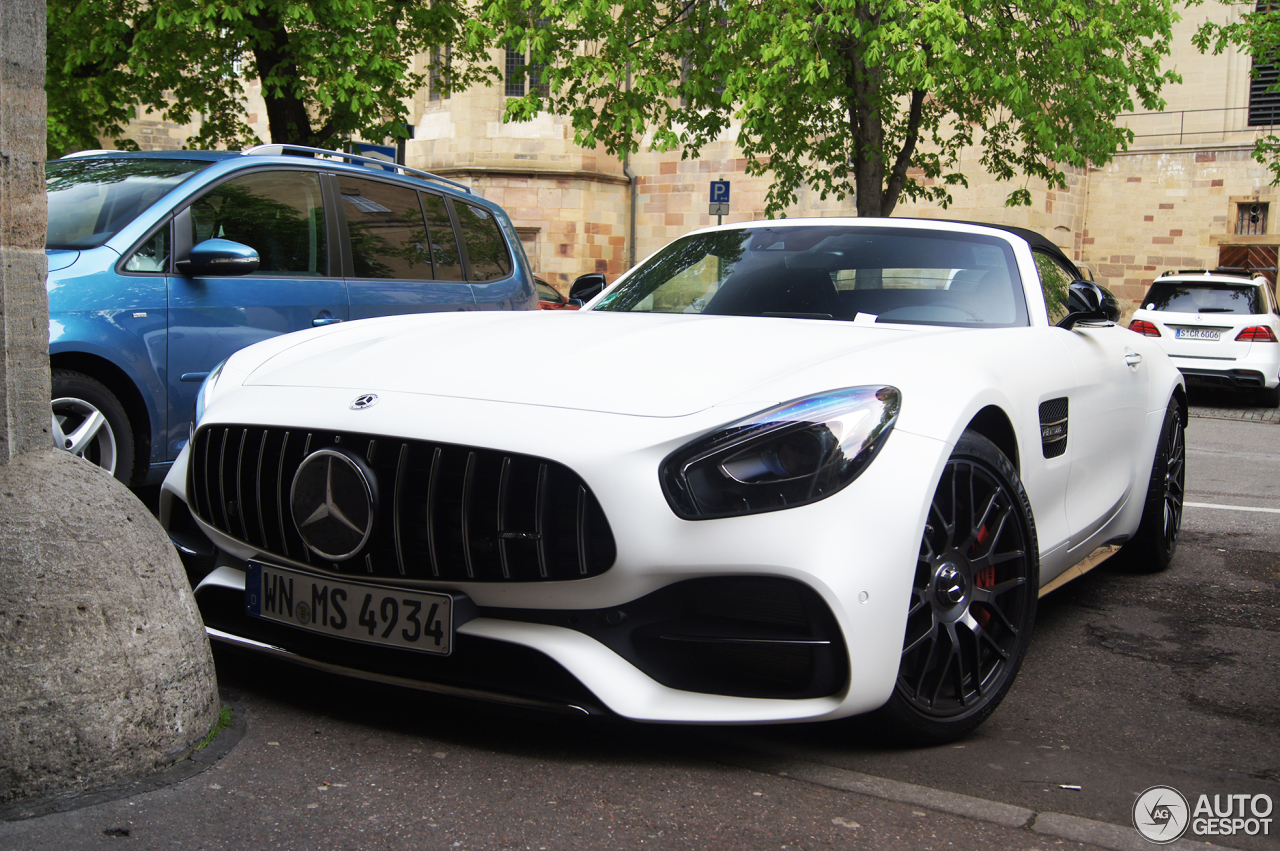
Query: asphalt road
2 386 1276 851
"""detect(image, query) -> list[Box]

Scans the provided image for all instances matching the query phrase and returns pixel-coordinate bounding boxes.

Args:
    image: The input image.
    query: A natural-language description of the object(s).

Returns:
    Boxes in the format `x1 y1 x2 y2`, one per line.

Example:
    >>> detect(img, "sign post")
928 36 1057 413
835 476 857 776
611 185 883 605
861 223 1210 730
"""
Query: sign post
709 181 730 224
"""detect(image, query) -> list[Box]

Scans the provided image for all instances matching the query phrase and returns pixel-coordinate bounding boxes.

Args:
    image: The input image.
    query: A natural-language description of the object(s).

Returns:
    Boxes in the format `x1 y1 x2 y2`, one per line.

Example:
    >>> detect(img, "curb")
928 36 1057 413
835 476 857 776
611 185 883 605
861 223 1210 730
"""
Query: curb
716 751 1244 851
1188 406 1280 424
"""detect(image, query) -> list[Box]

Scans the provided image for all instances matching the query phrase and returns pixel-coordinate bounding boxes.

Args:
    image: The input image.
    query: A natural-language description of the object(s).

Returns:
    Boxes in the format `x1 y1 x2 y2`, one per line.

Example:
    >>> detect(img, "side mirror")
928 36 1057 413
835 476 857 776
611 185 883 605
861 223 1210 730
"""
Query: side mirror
1057 280 1120 330
176 238 260 277
569 272 607 303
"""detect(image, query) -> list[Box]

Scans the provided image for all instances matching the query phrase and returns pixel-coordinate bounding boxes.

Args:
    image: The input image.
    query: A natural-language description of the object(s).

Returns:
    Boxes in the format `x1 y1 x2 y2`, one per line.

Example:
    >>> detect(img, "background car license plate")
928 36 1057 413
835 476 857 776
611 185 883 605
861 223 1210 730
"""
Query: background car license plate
1175 328 1221 340
246 561 453 655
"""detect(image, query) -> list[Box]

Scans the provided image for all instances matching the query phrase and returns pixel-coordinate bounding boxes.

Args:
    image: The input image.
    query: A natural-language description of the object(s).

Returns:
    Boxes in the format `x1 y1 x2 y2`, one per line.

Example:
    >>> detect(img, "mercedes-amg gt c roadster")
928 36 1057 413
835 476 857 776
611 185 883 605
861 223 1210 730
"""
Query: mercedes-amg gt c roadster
160 218 1186 743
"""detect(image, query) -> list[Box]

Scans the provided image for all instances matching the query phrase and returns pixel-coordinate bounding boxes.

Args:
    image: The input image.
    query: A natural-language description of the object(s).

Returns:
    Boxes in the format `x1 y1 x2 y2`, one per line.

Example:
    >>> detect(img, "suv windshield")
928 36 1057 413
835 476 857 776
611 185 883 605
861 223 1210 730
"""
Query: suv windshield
592 226 1028 327
46 158 210 250
1141 281 1262 315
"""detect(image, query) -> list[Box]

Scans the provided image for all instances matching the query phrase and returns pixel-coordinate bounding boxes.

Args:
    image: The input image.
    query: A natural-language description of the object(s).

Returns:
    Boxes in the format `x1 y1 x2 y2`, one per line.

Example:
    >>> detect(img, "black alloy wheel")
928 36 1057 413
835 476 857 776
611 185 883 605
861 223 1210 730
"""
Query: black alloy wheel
1119 398 1185 572
873 431 1038 745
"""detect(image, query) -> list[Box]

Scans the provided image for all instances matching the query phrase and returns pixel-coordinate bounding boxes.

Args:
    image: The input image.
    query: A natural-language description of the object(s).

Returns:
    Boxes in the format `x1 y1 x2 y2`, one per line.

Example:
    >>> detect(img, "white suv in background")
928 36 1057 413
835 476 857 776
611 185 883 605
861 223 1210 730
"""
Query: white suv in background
1129 270 1280 407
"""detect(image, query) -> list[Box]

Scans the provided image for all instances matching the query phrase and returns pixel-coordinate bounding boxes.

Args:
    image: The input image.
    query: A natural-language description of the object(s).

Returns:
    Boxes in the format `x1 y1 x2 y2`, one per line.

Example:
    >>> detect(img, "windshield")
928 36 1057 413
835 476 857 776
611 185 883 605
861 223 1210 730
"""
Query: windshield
46 158 210 250
592 226 1028 327
1141 281 1263 315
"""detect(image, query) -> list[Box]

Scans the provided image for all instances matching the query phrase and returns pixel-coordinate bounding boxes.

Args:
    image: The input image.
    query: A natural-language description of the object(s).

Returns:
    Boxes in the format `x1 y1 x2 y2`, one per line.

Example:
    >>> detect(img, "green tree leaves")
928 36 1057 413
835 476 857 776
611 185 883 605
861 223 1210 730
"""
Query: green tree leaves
47 0 490 157
473 0 1179 216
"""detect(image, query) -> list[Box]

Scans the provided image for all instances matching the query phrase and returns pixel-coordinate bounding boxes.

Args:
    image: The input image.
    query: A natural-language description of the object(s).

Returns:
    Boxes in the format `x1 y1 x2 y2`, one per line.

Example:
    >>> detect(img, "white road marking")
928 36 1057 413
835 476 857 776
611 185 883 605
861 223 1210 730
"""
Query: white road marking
1185 501 1280 514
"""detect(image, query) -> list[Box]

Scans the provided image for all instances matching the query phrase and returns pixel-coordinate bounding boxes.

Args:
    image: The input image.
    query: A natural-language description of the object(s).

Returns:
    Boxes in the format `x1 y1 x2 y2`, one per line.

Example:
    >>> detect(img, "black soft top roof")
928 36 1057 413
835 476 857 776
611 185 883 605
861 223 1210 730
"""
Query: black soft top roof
929 220 1082 280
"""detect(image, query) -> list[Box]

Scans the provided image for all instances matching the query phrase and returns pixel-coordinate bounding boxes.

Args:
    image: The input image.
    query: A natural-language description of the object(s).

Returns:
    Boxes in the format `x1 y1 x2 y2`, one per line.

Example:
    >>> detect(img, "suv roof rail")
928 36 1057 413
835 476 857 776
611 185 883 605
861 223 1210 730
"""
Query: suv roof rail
241 144 472 194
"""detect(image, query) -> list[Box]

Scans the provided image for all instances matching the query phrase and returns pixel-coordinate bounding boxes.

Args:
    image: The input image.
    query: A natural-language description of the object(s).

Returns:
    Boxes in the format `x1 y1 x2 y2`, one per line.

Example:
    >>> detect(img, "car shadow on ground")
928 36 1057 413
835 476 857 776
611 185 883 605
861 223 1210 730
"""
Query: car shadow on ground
1186 383 1278 412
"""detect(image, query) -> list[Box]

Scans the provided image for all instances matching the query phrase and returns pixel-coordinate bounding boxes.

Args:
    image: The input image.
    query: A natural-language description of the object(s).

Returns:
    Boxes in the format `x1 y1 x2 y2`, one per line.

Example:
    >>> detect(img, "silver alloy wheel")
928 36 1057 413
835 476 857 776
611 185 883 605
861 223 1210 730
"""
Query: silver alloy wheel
52 396 118 475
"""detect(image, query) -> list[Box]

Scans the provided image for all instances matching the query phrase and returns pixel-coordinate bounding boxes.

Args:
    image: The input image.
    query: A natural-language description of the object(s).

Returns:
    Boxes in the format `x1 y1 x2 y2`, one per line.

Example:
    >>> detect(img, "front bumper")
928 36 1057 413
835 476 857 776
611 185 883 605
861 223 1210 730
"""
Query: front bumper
161 405 948 725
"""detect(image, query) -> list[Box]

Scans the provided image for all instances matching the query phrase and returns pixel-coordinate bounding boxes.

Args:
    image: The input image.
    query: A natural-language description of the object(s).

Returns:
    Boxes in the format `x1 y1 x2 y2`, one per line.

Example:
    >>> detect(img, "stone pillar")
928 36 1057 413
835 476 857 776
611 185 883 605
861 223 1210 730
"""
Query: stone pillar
0 0 220 803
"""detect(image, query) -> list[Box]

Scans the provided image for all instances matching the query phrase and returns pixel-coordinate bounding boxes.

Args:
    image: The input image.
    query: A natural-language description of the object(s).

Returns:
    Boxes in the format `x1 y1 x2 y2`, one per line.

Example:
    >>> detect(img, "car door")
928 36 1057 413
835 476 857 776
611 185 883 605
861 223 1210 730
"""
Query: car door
336 175 476 318
166 168 348 461
1035 252 1150 549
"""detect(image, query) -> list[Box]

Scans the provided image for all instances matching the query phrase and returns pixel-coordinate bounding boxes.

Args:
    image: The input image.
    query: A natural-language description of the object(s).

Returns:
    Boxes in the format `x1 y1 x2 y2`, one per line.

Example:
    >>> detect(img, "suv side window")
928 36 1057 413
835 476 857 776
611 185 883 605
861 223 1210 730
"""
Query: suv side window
124 225 168 273
1033 251 1074 325
337 175 433 280
191 171 328 275
419 192 464 280
454 201 513 282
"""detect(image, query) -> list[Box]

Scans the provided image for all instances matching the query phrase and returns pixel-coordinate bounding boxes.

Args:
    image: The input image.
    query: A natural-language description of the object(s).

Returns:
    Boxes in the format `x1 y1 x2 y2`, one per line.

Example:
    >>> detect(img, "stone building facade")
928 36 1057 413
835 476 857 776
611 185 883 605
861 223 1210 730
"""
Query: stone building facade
111 4 1279 316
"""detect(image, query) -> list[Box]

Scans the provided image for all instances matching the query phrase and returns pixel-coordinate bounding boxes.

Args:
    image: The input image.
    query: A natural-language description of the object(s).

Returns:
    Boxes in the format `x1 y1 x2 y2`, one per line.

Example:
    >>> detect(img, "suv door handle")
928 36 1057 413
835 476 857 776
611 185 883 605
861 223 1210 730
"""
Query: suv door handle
313 310 343 327
1125 351 1143 367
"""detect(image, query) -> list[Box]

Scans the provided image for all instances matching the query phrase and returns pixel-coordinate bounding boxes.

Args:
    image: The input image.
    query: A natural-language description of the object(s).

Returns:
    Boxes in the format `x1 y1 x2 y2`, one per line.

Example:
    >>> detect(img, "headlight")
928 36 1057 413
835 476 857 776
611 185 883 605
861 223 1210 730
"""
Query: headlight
189 359 227 441
660 386 901 519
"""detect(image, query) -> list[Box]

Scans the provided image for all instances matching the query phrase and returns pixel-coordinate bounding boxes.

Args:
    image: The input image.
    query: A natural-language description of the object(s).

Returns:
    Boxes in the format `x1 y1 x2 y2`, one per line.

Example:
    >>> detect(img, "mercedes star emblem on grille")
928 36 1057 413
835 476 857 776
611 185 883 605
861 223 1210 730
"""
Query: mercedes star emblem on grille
290 449 376 561
350 393 379 410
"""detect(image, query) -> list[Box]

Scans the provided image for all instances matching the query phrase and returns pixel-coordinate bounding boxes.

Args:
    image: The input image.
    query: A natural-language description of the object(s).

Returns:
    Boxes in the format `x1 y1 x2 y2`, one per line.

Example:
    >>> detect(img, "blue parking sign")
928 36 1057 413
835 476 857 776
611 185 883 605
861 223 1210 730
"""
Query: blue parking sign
710 181 731 204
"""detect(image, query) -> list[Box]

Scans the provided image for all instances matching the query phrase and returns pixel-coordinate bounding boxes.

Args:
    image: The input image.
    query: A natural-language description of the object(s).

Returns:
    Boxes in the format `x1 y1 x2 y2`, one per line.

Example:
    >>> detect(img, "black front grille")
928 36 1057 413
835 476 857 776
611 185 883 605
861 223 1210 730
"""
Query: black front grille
188 425 616 582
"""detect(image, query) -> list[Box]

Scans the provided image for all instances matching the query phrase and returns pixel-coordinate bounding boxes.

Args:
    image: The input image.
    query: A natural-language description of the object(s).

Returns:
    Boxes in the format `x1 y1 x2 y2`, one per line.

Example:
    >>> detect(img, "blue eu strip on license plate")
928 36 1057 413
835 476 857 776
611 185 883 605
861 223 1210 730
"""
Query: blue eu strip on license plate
246 561 453 655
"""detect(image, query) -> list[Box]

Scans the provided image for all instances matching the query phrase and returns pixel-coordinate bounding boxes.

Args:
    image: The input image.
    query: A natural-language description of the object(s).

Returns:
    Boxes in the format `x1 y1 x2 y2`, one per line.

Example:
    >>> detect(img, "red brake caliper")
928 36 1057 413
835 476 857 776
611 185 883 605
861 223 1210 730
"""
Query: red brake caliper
972 525 994 626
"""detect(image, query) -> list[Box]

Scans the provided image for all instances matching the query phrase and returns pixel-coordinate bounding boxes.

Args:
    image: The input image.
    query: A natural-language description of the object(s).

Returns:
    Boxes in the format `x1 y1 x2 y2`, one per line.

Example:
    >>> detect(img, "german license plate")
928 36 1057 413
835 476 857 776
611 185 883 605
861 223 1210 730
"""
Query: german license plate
246 561 453 655
1174 328 1221 340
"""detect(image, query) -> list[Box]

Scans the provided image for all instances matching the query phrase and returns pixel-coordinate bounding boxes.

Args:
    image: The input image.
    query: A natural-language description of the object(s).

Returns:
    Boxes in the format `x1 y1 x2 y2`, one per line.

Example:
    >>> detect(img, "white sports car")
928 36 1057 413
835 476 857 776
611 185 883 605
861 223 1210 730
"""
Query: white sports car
160 218 1186 743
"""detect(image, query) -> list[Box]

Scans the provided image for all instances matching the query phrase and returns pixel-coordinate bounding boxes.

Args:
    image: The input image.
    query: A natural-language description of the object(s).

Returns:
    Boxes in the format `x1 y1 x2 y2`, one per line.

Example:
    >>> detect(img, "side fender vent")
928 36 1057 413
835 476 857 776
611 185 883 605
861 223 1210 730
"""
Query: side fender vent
1039 397 1069 459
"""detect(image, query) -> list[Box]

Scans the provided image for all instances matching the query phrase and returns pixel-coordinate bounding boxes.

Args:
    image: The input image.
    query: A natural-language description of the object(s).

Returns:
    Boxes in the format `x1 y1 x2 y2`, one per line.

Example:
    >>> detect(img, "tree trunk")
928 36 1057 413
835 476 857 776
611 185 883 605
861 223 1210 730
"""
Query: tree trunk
845 3 926 218
846 10 885 218
248 8 317 145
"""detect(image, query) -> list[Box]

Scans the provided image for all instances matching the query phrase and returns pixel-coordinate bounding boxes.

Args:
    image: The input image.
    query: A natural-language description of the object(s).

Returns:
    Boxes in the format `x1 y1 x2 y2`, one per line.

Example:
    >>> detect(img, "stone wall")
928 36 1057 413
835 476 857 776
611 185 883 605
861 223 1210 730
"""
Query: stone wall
1080 145 1277 317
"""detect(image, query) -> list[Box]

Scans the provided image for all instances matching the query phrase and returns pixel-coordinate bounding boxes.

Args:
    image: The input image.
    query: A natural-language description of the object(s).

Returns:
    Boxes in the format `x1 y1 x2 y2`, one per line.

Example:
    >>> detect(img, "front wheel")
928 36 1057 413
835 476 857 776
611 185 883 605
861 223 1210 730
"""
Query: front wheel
871 431 1039 745
51 369 135 485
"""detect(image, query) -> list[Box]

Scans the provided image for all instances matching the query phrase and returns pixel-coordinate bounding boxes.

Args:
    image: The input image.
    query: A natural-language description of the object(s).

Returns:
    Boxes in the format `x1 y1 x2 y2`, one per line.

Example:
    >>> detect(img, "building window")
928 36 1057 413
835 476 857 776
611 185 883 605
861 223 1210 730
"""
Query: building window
1250 3 1280 126
505 40 548 98
428 46 451 103
515 227 539 269
1238 202 1269 235
1249 64 1280 127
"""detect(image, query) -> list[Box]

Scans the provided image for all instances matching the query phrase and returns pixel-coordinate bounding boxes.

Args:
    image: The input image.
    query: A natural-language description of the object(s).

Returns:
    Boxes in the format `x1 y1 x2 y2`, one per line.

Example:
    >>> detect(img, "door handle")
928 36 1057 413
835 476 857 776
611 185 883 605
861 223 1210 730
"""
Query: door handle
1125 351 1143 367
313 311 343 327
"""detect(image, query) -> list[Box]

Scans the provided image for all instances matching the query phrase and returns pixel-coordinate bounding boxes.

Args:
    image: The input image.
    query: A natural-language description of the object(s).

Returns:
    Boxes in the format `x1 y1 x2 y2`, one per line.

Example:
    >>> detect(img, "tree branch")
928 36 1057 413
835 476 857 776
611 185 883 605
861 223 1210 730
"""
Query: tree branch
881 88 926 216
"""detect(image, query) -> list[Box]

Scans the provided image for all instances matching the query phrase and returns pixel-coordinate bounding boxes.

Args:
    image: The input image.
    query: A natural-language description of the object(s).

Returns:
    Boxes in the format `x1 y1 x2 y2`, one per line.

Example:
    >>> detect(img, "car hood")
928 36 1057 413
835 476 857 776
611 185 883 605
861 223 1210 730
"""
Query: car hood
241 311 934 418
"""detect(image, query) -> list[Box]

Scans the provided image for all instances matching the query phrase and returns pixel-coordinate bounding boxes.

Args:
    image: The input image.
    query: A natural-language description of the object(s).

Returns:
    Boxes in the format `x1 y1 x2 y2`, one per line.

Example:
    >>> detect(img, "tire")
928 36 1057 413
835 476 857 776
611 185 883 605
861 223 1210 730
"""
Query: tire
1118 398 1185 573
1258 385 1280 409
871 431 1039 745
51 368 135 485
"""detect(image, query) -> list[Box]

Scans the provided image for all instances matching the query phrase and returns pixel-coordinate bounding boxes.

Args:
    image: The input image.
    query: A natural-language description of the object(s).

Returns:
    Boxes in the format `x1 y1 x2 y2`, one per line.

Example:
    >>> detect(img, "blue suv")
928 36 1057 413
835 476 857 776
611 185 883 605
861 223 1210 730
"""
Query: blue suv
46 145 537 486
